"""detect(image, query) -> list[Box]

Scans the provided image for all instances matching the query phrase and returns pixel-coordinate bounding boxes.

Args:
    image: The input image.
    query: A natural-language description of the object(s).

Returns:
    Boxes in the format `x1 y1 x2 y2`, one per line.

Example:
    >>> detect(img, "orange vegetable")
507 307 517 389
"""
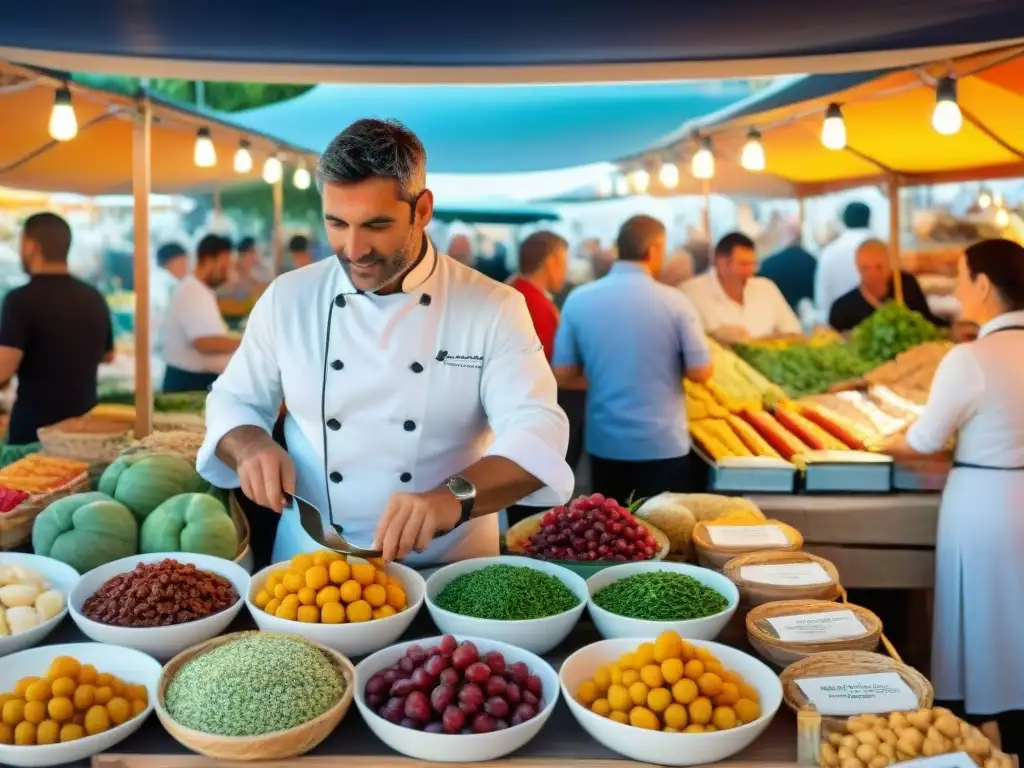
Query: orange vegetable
793 402 870 450
741 408 810 461
773 405 849 451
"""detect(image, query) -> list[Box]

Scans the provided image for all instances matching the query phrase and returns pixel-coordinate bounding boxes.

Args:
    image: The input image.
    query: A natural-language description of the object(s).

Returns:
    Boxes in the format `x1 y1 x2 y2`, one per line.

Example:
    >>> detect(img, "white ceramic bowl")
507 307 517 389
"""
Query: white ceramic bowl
560 637 782 766
586 561 739 641
0 641 161 767
425 556 587 655
69 553 250 661
0 553 80 657
247 561 424 658
354 635 559 762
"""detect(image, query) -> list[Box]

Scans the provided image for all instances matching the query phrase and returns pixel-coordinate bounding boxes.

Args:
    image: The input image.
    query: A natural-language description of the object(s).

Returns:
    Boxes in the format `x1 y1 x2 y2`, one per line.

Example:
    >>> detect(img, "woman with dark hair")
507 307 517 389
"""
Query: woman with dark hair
883 238 1024 755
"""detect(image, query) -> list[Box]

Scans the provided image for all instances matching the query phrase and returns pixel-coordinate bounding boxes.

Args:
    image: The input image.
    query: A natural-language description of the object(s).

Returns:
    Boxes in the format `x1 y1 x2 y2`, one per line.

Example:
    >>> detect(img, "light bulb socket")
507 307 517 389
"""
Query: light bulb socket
197 127 212 141
746 128 762 142
825 103 843 121
936 76 957 104
700 136 713 152
239 139 251 150
54 87 72 107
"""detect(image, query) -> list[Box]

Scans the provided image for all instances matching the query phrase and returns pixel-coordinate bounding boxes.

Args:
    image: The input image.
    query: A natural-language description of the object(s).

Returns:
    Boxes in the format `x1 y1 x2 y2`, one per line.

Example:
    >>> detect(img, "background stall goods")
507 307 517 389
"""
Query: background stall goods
434 564 579 621
164 634 344 737
592 572 729 622
734 342 873 398
364 635 545 734
0 562 65 636
252 551 407 624
81 558 237 628
98 452 207 522
0 488 29 513
523 494 660 562
575 631 761 733
819 709 1013 768
850 302 944 364
0 455 88 494
0 655 148 745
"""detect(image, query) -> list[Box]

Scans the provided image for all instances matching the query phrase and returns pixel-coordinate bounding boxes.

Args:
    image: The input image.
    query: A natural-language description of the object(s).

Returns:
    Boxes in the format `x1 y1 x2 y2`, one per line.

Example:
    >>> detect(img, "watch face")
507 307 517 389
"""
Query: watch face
447 476 475 498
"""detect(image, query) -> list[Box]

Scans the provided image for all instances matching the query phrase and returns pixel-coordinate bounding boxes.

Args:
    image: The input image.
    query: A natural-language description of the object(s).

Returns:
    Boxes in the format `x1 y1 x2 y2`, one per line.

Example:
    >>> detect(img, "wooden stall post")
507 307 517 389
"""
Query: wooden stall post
887 174 904 306
272 176 285 276
132 96 153 439
702 178 712 241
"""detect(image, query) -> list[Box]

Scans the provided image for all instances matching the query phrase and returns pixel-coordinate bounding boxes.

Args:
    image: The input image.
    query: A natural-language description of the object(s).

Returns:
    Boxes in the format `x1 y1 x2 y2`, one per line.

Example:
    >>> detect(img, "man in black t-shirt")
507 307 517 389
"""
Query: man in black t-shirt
829 238 949 333
0 213 114 444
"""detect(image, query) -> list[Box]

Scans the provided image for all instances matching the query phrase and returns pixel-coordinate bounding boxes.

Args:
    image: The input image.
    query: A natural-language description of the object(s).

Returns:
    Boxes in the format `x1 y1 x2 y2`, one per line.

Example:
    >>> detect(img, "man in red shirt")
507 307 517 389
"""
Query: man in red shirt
508 231 567 360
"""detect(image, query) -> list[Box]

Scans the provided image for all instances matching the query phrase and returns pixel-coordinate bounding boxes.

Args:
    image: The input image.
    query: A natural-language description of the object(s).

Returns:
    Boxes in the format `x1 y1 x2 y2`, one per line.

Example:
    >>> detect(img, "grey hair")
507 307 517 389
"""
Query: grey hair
856 238 889 256
617 215 666 262
316 118 427 202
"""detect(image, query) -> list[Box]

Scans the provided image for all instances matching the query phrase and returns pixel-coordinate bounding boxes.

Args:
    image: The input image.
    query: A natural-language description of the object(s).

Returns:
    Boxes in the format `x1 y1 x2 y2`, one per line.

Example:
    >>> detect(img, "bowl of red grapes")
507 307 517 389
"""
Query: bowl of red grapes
354 634 559 762
505 493 670 577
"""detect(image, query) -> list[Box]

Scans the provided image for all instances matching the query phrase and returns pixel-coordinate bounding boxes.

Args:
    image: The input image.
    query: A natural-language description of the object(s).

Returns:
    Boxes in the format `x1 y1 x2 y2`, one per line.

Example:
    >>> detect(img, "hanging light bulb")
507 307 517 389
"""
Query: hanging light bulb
48 87 78 141
628 168 650 194
659 161 680 189
596 176 613 197
193 127 216 168
741 128 766 171
932 77 962 136
821 103 847 151
262 155 283 184
614 175 629 196
233 140 253 173
691 137 715 180
293 164 312 190
978 191 992 210
993 192 1005 208
995 207 1010 228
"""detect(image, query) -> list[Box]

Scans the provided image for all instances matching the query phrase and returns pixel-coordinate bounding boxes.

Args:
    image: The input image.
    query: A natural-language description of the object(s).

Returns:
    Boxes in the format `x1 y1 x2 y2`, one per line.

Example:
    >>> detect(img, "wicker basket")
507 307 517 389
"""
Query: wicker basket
38 418 133 463
0 470 90 549
692 519 803 570
746 599 882 667
780 650 934 728
155 631 355 760
724 550 842 606
125 430 206 464
228 493 253 573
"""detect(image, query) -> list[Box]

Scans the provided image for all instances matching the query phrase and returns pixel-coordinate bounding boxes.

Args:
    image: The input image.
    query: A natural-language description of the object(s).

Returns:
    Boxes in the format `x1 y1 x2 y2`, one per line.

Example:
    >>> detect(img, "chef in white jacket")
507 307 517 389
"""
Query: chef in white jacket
882 238 1024 753
197 119 573 565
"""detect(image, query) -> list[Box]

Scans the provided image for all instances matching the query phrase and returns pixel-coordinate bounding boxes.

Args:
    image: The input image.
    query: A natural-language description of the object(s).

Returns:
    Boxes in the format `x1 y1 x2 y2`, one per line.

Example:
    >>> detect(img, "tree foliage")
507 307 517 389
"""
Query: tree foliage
71 74 312 112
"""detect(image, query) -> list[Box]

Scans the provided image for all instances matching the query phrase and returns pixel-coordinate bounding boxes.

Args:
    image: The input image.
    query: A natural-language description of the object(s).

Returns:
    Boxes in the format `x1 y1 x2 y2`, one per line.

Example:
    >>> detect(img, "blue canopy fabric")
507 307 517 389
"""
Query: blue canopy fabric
432 202 560 225
228 81 755 173
1 1 1021 83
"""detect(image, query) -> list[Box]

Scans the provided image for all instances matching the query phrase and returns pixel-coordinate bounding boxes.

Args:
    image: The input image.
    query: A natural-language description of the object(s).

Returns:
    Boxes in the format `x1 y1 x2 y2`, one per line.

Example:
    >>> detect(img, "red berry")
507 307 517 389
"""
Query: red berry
442 705 466 733
589 493 606 505
431 684 456 713
485 696 510 718
458 683 485 713
404 691 431 721
484 652 506 675
439 635 458 655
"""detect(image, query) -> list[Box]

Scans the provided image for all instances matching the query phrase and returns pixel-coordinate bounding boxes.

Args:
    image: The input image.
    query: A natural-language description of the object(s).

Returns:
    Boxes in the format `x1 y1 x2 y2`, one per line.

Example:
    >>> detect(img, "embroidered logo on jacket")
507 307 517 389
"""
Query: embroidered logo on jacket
435 350 484 369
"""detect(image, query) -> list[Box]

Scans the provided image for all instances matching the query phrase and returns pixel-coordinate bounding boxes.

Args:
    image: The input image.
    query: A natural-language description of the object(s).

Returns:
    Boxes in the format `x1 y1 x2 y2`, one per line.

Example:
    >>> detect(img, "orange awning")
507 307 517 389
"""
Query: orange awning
626 45 1024 196
0 61 318 195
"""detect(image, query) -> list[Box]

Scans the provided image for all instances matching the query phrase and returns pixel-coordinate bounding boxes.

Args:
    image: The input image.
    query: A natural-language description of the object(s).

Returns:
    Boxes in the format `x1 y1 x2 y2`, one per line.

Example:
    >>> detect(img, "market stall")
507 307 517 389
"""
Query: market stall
2 427 1004 768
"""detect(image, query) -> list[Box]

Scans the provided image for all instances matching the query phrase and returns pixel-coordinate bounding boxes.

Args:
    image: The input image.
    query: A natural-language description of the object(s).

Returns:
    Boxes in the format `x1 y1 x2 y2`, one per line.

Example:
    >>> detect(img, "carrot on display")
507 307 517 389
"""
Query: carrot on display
794 402 870 450
741 407 811 461
774 405 849 451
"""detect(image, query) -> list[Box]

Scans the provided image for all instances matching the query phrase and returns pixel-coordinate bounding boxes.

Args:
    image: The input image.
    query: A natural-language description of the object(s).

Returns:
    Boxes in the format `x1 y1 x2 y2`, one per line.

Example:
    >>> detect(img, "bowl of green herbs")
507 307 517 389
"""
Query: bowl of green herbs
425 556 588 655
586 561 738 641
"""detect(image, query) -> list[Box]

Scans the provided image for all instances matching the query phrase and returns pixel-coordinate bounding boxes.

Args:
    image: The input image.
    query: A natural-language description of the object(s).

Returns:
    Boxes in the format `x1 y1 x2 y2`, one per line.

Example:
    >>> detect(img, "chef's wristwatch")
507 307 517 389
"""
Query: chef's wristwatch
442 475 476 528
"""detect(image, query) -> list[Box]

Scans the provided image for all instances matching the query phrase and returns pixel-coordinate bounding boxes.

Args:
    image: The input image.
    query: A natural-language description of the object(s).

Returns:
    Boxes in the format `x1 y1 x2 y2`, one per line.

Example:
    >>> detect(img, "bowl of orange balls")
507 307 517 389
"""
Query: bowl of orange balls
559 632 782 766
247 550 425 657
0 643 161 767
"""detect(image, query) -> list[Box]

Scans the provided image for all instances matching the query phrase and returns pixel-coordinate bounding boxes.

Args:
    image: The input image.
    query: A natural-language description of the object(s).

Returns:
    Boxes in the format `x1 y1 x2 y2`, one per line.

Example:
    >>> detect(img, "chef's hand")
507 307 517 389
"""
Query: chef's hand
373 490 460 562
226 427 296 513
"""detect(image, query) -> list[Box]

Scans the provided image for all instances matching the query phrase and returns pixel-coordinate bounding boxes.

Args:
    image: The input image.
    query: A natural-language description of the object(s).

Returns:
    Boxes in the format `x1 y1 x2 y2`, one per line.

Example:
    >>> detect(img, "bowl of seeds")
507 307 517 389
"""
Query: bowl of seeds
155 631 354 760
424 556 588 655
586 561 738 641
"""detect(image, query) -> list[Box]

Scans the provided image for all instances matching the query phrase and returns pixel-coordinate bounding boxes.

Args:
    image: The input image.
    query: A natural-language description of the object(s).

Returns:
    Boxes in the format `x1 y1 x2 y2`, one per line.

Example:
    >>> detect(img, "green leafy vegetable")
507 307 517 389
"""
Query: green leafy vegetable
592 571 729 621
850 302 944 363
434 564 580 620
734 341 874 398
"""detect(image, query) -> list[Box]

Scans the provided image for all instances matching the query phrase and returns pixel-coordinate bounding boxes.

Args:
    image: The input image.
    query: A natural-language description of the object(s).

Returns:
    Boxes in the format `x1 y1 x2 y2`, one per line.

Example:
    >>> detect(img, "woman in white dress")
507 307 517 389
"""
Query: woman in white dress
883 238 1024 755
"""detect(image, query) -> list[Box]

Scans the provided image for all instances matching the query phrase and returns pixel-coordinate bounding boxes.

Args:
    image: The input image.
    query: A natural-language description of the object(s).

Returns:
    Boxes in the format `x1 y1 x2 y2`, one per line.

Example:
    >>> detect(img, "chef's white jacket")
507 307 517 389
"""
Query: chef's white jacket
197 240 573 566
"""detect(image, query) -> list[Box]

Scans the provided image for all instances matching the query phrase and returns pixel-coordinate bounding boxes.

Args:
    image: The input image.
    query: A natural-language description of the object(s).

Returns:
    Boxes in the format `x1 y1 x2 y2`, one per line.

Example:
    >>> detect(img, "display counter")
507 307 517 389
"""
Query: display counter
43 608 798 768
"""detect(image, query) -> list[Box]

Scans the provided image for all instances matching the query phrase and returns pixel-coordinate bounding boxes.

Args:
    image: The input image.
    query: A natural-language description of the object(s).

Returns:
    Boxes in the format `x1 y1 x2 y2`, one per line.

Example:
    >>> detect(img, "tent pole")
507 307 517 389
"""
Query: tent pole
272 177 284 275
701 178 711 242
796 195 805 247
133 96 153 438
887 174 904 306
213 185 222 214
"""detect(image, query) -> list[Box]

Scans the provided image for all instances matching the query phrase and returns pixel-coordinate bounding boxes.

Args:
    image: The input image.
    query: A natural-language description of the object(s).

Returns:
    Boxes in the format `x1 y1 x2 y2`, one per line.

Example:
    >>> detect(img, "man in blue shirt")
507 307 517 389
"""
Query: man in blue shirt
553 215 713 504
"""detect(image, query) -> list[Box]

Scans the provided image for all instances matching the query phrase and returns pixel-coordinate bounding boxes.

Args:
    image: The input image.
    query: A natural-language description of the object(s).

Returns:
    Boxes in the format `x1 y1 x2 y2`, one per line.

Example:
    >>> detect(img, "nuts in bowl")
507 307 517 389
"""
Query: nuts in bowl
69 554 250 661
